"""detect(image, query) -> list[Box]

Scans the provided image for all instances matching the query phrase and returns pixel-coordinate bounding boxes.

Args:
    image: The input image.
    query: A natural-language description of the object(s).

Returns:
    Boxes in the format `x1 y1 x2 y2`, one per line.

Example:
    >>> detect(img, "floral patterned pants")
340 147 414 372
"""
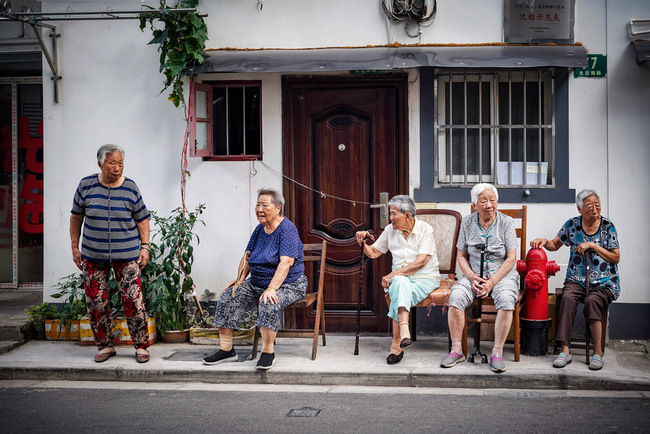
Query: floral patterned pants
83 259 150 350
213 275 307 332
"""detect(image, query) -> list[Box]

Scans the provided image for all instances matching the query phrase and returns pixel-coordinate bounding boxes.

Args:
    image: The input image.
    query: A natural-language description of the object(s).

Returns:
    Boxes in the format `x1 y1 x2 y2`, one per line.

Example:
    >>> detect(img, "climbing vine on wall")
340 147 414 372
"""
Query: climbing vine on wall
139 0 208 108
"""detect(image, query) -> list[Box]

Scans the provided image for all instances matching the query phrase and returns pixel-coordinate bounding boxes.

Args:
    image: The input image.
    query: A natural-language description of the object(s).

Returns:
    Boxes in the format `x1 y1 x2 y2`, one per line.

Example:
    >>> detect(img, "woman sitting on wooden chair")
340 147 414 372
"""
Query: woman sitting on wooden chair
440 183 519 373
355 195 440 365
530 189 620 371
203 188 306 371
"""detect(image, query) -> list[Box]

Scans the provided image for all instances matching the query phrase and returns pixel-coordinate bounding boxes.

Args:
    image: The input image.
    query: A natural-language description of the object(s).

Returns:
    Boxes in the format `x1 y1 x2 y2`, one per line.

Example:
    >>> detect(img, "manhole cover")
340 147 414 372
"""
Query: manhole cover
287 407 321 417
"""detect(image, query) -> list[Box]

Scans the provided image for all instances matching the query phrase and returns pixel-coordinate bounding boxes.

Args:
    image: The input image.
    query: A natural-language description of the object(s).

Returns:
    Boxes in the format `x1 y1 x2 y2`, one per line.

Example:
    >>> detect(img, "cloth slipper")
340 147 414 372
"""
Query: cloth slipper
553 352 572 368
589 354 603 371
135 350 150 364
386 351 404 365
94 350 116 363
399 337 413 348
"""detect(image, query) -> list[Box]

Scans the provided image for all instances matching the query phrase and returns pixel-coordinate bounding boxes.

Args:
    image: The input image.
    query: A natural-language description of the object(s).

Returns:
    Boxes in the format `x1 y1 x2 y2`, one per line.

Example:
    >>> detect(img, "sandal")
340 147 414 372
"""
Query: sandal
135 349 150 364
94 349 116 363
553 352 572 368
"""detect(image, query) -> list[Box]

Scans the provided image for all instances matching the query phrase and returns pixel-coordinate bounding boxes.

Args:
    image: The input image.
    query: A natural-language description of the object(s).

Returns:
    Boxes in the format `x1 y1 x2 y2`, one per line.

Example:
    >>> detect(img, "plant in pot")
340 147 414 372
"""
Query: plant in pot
49 273 87 340
146 203 205 341
25 302 58 340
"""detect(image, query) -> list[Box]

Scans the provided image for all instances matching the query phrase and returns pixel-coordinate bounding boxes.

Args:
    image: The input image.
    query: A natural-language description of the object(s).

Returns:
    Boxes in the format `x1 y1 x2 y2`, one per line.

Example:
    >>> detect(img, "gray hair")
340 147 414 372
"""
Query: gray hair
576 189 599 208
388 195 416 218
97 144 125 164
470 183 499 205
257 188 285 216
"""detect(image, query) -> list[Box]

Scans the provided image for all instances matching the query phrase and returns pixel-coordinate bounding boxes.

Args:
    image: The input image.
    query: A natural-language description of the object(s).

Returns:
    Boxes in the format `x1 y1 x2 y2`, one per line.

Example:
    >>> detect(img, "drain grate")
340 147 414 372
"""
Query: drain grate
287 407 321 418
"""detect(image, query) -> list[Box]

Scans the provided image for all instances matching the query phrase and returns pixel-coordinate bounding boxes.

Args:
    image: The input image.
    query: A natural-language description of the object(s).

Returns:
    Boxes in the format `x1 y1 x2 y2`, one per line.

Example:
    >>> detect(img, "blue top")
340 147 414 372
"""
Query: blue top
246 218 304 288
558 216 621 300
71 174 150 263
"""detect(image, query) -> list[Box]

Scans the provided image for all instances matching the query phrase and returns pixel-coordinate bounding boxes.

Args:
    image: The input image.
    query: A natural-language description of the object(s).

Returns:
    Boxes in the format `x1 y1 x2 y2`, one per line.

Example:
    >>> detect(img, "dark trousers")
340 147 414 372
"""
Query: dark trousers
555 281 613 348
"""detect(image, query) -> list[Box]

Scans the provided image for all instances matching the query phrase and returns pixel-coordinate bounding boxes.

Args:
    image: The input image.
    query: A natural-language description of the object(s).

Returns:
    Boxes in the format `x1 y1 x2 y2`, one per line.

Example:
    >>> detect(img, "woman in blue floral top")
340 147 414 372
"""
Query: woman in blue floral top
531 189 620 371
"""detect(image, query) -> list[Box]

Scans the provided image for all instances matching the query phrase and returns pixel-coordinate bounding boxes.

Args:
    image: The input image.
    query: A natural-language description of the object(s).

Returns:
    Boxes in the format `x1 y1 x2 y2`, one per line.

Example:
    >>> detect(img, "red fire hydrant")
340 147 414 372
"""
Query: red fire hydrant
516 247 560 356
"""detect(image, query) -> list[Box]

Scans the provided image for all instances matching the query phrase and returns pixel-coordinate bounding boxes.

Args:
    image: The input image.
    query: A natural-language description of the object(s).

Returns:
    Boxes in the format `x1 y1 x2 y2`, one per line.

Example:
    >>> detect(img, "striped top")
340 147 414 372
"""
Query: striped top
71 174 150 263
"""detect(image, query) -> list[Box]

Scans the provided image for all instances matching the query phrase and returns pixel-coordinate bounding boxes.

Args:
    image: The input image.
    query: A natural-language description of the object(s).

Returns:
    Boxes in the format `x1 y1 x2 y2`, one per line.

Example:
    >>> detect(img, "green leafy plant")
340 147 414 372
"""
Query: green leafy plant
139 0 208 107
51 273 87 321
25 302 58 321
146 204 206 335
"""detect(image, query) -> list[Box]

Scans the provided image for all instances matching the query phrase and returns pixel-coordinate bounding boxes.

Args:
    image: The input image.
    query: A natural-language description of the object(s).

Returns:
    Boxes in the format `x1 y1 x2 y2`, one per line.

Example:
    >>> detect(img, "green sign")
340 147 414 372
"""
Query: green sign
574 54 607 78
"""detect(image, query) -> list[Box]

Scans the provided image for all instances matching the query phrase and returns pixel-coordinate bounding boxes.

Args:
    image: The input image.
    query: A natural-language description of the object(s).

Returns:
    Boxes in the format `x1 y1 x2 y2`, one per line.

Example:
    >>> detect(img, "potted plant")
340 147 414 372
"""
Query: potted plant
145 203 206 340
25 302 58 340
47 273 87 340
189 306 257 346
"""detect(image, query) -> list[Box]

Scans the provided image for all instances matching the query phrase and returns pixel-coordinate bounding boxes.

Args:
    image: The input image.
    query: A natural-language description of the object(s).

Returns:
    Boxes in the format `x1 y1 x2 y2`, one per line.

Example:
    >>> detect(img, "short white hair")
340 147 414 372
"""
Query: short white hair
387 195 416 218
576 189 599 208
470 183 499 205
97 144 124 164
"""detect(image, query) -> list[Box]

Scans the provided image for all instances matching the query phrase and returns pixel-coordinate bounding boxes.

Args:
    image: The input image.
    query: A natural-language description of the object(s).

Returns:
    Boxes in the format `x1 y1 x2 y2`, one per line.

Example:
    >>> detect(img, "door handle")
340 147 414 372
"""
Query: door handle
370 192 390 229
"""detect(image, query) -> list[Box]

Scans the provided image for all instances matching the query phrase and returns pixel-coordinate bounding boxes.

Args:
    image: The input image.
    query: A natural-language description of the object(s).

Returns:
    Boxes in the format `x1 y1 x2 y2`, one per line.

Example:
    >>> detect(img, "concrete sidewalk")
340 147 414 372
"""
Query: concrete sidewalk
1 334 649 391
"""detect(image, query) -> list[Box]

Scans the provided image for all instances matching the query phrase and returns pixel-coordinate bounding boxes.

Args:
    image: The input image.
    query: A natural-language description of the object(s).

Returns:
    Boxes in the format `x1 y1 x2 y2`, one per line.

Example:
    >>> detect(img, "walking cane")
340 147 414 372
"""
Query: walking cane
468 243 488 364
355 232 374 355
584 250 592 365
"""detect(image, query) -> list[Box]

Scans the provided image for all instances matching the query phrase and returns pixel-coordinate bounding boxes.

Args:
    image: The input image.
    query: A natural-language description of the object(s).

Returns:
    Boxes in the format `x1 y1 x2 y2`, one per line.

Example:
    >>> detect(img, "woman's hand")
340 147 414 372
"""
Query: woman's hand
136 248 149 269
355 231 373 246
472 276 494 299
530 238 547 249
575 241 596 256
260 288 278 304
72 247 83 271
381 272 396 289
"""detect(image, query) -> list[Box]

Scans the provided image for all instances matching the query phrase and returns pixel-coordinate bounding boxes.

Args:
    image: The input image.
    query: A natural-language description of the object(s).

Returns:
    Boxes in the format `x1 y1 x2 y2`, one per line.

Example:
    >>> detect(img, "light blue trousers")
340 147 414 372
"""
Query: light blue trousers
386 276 440 322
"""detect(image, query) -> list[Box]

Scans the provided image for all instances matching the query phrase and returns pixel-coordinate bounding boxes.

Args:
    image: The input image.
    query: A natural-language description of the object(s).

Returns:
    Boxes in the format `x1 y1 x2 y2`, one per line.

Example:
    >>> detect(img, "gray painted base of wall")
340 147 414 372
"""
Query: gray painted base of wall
414 303 650 340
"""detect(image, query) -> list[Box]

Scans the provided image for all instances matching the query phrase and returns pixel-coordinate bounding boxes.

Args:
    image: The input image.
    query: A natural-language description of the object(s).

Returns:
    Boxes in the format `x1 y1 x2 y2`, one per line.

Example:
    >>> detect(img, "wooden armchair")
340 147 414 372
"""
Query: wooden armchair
385 209 463 341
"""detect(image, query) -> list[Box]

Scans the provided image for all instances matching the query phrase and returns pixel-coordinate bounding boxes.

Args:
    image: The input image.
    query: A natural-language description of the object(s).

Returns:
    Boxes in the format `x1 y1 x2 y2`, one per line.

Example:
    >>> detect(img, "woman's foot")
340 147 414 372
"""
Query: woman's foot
94 348 117 363
386 351 404 365
135 348 150 363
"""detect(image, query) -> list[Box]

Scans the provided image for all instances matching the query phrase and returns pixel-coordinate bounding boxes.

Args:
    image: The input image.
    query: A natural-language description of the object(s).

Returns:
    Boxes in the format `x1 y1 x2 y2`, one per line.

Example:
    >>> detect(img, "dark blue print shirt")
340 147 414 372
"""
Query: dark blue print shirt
246 218 304 288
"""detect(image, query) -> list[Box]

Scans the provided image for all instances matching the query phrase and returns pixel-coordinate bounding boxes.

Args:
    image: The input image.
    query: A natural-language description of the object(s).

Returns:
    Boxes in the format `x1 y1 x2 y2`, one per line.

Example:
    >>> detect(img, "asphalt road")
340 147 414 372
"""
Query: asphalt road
2 382 649 433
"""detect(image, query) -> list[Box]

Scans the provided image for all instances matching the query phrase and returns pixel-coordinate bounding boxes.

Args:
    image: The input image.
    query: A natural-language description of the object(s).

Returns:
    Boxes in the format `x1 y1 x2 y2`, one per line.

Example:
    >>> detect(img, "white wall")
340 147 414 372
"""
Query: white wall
40 1 650 310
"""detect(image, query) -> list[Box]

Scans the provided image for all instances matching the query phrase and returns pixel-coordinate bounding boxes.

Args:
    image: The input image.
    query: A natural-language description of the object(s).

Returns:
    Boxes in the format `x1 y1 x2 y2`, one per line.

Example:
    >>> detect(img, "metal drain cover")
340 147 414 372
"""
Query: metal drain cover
287 407 321 417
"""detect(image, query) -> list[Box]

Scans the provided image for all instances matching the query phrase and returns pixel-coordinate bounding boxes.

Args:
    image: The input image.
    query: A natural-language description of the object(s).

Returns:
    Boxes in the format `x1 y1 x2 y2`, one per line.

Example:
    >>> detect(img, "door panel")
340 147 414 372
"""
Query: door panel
283 76 408 332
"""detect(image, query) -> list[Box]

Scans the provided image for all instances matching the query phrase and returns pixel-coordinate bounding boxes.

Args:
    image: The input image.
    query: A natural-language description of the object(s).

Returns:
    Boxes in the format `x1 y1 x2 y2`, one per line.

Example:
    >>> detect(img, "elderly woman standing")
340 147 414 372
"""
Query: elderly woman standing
531 189 620 370
70 144 151 363
355 195 440 365
204 188 306 370
440 184 519 373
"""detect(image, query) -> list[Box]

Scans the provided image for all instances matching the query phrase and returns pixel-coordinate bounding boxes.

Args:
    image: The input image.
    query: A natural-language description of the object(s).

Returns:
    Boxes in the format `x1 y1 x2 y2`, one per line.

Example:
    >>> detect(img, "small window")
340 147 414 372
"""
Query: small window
190 81 262 160
435 70 553 187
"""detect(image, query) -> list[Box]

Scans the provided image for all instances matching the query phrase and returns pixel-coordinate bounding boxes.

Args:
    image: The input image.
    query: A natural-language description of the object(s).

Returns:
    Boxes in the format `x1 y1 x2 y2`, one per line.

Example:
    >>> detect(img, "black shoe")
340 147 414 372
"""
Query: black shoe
256 352 276 370
386 351 404 365
400 337 413 348
203 348 238 365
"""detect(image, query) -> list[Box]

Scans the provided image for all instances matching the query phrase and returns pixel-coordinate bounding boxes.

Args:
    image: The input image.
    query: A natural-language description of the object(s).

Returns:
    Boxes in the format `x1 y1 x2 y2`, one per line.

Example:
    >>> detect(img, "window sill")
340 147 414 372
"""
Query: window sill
201 155 260 162
414 186 576 203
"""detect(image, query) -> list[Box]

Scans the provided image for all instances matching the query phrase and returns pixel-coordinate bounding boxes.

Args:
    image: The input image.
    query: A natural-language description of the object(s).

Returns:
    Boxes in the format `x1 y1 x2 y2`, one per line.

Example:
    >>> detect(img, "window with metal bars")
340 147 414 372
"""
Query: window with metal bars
190 81 261 160
435 70 553 187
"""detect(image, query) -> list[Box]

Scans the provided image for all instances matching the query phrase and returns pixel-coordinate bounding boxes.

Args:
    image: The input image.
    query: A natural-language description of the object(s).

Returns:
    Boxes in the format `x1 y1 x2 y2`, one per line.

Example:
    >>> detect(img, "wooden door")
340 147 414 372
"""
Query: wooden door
283 76 409 332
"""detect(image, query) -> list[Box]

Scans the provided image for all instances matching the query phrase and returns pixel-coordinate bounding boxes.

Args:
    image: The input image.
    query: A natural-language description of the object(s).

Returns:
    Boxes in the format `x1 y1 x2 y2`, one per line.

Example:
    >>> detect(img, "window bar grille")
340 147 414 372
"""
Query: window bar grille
508 72 513 185
448 74 453 184
523 72 528 185
242 87 246 155
225 87 230 156
478 71 483 182
463 71 468 185
538 71 543 185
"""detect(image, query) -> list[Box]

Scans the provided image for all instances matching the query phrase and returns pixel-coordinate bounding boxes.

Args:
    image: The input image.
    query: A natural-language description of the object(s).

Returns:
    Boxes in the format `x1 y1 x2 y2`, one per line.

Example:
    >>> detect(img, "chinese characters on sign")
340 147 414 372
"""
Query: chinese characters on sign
504 0 575 43
573 54 607 78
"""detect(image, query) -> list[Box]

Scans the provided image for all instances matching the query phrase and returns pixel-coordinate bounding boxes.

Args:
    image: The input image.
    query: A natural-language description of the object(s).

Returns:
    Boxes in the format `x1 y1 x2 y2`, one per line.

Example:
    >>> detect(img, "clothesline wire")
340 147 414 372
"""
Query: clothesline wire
255 160 374 207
